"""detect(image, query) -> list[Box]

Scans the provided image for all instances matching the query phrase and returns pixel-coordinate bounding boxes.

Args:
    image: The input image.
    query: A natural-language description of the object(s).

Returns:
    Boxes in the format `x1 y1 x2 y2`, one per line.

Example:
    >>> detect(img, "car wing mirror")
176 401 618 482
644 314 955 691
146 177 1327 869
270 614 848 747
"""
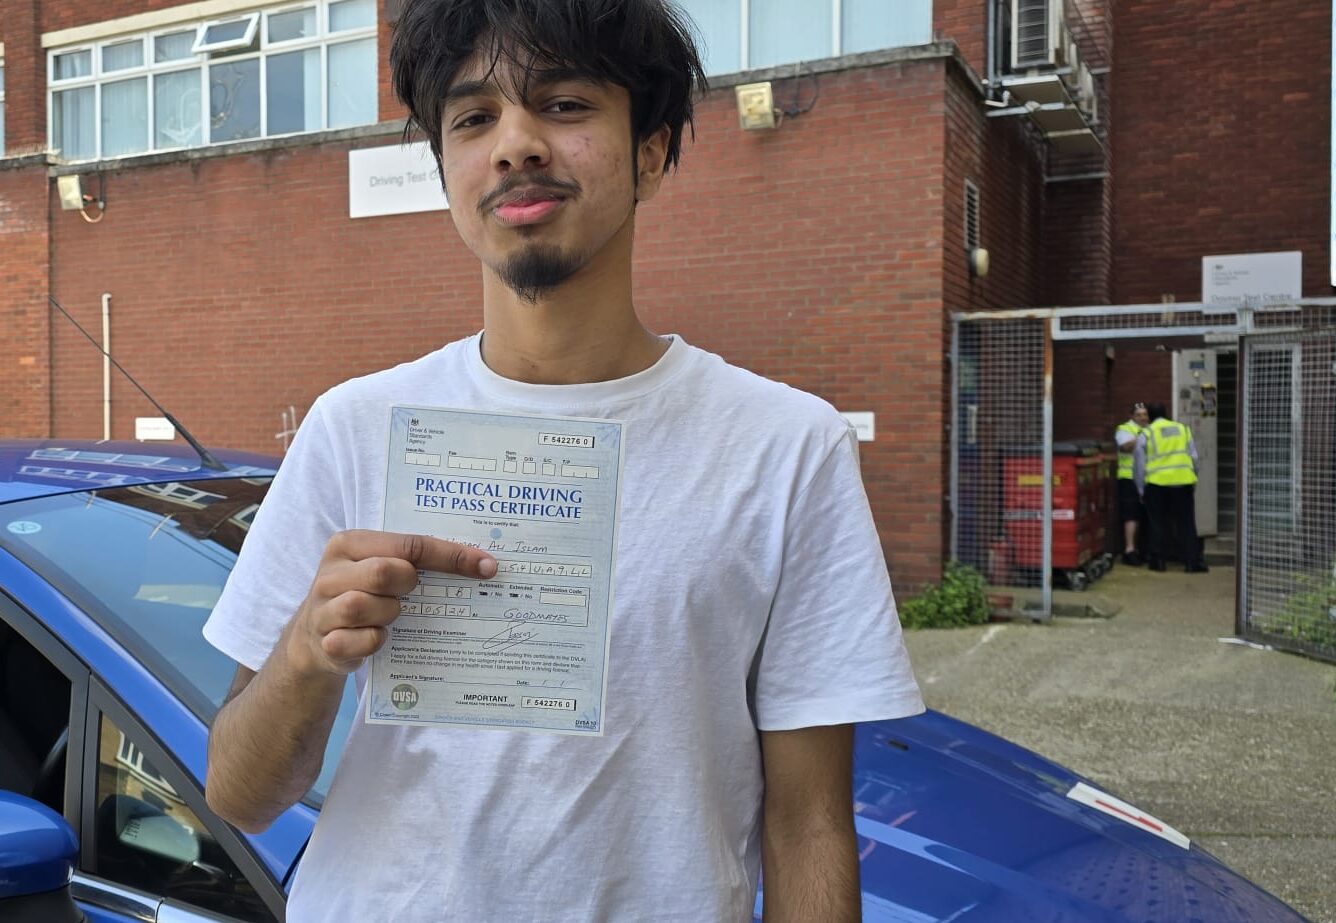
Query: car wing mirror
0 790 83 923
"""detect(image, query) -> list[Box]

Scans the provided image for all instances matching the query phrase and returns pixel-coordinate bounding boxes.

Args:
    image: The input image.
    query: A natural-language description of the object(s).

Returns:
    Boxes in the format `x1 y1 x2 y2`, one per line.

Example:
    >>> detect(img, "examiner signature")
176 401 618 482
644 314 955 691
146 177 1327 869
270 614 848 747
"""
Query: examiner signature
482 623 538 652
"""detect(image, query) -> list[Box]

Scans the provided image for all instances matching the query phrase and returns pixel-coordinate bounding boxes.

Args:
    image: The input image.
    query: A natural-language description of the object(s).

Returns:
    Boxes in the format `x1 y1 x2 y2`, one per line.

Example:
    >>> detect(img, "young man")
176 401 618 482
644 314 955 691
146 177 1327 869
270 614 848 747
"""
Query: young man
1114 402 1150 565
203 2 923 920
1135 403 1208 573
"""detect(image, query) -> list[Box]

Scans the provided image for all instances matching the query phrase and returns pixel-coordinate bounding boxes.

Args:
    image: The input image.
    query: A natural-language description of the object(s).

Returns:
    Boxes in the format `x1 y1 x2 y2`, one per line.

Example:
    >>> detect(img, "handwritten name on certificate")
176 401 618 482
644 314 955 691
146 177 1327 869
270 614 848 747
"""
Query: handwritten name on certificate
368 406 623 735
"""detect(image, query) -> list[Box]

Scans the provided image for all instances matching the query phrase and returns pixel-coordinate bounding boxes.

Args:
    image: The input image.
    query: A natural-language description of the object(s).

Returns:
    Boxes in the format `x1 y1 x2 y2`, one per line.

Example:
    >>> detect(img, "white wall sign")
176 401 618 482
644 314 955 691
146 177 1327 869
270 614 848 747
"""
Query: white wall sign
135 417 176 441
841 412 876 442
1201 251 1301 311
348 142 449 219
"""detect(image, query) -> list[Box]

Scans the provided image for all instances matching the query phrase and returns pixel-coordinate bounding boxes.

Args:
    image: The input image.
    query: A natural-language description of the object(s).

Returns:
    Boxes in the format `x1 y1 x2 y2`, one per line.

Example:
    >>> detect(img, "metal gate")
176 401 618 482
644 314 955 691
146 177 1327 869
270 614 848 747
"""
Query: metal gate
1240 324 1336 660
952 299 1336 654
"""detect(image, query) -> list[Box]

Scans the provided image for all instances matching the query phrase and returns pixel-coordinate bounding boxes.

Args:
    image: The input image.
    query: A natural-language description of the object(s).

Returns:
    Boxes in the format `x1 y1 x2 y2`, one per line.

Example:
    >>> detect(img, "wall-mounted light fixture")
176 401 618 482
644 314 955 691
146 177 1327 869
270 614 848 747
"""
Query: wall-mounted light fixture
735 82 778 131
968 247 991 278
56 173 106 224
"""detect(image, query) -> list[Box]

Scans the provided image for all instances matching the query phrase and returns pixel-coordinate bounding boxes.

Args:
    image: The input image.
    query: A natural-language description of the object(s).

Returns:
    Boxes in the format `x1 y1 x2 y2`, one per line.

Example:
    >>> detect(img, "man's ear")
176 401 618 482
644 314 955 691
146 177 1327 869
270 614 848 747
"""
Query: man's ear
634 125 672 203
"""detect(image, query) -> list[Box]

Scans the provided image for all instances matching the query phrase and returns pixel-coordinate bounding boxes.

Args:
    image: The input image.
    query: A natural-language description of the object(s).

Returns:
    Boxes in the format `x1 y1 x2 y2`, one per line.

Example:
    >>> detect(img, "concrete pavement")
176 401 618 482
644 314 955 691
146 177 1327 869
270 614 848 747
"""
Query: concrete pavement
900 563 1336 920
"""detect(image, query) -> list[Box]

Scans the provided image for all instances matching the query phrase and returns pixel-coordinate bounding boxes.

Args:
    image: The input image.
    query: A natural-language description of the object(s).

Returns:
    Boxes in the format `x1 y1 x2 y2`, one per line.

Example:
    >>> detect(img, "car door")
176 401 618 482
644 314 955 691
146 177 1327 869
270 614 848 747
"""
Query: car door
0 592 285 922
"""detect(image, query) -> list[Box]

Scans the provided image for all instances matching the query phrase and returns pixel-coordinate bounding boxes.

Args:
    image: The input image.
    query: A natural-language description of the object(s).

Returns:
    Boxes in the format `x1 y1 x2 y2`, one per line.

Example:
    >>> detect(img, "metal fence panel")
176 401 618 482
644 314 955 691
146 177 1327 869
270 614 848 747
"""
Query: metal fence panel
1240 325 1336 662
951 317 1051 613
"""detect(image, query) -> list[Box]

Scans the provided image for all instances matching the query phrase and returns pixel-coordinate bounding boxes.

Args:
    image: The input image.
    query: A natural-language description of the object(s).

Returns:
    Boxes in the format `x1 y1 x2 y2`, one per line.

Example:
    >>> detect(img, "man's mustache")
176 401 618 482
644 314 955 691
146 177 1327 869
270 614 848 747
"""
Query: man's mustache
478 174 582 212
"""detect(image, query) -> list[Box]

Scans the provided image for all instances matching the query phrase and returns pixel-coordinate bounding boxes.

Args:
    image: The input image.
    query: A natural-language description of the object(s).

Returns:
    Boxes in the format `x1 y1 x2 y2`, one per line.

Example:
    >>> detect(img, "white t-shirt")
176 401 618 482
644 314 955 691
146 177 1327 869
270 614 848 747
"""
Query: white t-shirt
204 334 923 922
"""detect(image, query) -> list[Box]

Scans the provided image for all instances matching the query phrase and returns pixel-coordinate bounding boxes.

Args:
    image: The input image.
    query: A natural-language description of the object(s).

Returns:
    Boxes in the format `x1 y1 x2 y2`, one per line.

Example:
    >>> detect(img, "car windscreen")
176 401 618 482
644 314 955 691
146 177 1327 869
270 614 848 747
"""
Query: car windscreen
0 478 355 805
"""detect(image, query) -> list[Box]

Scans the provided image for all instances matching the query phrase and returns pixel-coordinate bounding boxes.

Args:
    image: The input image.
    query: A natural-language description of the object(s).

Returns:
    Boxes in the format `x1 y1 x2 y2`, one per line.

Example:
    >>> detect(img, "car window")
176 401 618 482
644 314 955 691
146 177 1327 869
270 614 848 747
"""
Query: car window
0 478 354 804
93 711 276 922
0 618 72 812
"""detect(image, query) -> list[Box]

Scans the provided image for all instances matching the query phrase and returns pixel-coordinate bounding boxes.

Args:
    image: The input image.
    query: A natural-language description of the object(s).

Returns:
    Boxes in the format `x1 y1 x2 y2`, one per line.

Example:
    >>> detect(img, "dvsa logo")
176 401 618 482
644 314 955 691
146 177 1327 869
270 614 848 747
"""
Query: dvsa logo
391 683 419 711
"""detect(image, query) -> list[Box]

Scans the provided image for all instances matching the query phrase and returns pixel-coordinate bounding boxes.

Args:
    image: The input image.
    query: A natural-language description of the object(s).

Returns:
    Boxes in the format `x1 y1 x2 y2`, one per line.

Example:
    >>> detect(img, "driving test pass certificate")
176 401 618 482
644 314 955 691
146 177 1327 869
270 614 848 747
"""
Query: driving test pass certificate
367 405 623 735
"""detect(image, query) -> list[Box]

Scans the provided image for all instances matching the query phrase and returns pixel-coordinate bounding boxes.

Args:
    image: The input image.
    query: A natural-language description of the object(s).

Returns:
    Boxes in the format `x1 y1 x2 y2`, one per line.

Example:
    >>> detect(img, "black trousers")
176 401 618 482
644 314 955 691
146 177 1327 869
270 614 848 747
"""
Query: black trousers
1143 484 1201 566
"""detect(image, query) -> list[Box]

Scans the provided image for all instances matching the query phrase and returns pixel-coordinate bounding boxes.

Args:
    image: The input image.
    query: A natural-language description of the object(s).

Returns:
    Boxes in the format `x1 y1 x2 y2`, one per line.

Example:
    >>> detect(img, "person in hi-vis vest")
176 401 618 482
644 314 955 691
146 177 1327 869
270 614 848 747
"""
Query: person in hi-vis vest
1134 403 1209 573
1114 402 1150 566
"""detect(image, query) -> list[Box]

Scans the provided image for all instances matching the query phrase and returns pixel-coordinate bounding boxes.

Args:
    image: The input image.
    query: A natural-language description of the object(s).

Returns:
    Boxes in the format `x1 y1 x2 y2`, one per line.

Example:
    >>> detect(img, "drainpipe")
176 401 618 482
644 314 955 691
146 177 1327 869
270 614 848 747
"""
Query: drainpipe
102 293 111 441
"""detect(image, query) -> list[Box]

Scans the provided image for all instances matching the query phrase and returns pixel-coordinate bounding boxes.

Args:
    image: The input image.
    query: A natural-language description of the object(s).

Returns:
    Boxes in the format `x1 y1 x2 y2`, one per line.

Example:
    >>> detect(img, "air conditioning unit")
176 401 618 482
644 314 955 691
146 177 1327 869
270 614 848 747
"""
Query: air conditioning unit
1010 0 1066 70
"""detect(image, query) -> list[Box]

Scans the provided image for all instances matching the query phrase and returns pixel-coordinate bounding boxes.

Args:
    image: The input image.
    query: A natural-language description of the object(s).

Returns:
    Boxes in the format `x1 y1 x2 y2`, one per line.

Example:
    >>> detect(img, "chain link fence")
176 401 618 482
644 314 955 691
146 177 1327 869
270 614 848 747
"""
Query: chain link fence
951 316 1049 604
1240 315 1336 661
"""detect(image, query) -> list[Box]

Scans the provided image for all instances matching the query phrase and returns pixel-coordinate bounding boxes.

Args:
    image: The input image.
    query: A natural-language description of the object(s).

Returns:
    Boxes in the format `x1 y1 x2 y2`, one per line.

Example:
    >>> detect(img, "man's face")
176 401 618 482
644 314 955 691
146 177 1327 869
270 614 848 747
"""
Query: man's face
1133 407 1149 427
438 52 669 301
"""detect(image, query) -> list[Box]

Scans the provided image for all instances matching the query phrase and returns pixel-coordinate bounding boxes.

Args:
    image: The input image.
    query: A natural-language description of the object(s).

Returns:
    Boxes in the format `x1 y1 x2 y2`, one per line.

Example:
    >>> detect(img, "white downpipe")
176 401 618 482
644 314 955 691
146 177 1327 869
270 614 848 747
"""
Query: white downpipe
102 293 111 441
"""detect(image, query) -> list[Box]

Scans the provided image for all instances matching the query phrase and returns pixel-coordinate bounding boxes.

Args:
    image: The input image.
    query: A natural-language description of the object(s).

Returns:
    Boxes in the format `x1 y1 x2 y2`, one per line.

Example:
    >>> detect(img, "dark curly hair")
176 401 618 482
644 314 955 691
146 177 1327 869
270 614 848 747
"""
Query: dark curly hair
391 0 707 179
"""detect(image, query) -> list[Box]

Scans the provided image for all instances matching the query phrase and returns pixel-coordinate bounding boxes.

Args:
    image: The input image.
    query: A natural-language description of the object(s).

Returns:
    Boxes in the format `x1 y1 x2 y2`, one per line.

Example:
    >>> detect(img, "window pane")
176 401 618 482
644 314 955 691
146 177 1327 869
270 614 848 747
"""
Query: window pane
209 59 261 142
842 0 932 54
54 49 93 80
155 31 196 63
267 47 321 134
267 6 316 43
102 77 149 156
202 20 251 45
748 0 831 69
329 0 375 32
675 0 741 75
102 40 144 73
93 714 275 921
327 38 376 128
53 86 96 159
155 69 203 148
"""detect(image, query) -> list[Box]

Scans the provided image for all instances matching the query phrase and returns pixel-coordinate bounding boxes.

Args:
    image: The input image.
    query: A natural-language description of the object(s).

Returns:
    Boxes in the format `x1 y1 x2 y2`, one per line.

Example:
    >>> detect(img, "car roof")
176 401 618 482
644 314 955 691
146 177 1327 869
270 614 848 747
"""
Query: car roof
0 439 280 503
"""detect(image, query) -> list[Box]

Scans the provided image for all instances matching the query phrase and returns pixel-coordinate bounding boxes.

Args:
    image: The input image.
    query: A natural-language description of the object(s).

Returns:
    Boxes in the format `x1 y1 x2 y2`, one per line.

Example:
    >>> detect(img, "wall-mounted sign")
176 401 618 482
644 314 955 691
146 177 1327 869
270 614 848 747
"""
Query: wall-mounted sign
348 142 449 219
1201 251 1301 311
135 417 176 441
841 412 876 442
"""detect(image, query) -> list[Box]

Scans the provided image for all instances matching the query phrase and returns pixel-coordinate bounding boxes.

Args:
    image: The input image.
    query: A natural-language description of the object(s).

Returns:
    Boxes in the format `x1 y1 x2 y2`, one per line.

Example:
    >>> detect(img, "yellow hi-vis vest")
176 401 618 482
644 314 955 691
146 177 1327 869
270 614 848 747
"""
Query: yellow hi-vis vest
1145 418 1197 486
1115 420 1145 480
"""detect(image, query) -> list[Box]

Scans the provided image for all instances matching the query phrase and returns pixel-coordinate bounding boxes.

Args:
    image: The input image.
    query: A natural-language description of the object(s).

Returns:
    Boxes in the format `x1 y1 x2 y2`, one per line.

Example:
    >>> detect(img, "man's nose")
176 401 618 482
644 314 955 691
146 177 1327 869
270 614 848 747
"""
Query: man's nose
491 108 551 172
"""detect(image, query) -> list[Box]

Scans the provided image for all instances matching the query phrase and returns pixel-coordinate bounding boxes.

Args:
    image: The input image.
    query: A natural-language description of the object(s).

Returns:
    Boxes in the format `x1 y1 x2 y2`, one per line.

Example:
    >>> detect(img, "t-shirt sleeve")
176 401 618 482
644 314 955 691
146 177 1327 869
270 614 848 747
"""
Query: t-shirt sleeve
203 400 347 671
1115 428 1135 448
753 428 924 730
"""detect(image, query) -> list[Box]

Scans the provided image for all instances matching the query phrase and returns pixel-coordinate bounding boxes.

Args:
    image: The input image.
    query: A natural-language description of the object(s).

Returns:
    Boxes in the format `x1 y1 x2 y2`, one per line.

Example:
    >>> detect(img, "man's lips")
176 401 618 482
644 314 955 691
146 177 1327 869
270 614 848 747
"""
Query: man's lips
493 196 564 225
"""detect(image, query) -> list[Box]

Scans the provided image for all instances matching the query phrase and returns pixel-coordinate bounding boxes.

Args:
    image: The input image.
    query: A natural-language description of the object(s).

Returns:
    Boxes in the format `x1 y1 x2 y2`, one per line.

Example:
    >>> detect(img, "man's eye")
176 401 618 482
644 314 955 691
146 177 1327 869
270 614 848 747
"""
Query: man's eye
453 113 492 129
546 100 589 114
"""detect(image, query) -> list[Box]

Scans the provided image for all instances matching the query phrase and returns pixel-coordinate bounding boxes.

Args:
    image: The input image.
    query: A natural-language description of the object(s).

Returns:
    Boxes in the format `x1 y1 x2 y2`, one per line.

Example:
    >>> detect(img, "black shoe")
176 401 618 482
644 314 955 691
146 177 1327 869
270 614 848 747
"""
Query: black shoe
1186 562 1209 573
1148 557 1166 572
1121 551 1143 567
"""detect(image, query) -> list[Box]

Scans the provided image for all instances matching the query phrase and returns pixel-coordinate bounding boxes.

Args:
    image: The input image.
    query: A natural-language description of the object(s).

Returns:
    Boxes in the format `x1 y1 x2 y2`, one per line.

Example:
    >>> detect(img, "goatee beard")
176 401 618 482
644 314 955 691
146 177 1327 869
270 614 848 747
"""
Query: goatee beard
499 245 582 304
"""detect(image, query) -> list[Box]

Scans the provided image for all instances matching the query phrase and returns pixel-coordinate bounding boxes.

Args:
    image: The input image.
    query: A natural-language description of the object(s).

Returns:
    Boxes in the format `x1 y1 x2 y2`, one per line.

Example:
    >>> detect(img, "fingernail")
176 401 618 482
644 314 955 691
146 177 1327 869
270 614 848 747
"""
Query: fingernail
480 557 497 578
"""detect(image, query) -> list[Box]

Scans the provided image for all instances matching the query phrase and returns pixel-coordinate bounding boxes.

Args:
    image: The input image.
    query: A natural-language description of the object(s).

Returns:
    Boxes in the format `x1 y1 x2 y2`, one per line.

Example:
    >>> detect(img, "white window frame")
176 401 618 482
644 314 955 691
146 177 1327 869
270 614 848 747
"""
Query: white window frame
688 0 932 75
191 13 260 55
0 54 7 155
47 0 375 162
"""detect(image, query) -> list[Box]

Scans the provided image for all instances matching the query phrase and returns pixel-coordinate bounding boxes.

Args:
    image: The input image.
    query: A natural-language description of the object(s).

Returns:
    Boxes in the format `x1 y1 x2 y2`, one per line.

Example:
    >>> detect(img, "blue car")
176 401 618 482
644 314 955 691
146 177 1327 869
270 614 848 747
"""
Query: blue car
0 440 1307 922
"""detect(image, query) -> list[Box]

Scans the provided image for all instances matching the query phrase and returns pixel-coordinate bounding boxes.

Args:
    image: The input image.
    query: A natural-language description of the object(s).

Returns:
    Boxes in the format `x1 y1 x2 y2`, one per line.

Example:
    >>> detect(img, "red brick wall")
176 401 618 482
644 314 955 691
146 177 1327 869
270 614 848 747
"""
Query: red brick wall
1113 0 1332 301
0 163 52 437
935 0 988 77
1053 342 1173 443
2 1 46 153
39 58 962 589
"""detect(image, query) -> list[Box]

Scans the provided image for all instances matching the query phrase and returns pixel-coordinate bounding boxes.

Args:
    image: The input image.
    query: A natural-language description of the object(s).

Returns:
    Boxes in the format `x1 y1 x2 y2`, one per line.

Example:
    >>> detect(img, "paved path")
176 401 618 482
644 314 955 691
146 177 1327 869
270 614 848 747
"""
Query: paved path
901 564 1336 920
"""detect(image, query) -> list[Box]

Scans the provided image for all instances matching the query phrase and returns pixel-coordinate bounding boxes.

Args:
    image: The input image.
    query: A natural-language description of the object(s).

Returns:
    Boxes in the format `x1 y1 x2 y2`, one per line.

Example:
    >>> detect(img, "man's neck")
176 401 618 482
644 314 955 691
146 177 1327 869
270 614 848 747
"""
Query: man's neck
479 259 666 386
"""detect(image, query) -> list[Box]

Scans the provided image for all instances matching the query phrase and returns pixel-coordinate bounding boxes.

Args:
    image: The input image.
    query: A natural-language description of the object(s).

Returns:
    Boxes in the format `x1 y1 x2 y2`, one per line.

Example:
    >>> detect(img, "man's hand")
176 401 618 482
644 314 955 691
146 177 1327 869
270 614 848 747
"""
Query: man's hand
206 530 495 832
286 530 497 676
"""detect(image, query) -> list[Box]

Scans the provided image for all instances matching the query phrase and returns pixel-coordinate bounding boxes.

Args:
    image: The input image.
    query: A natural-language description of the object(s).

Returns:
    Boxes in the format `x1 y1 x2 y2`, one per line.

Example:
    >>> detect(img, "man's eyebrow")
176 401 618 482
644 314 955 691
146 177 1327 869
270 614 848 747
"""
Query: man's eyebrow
442 79 495 109
443 68 603 109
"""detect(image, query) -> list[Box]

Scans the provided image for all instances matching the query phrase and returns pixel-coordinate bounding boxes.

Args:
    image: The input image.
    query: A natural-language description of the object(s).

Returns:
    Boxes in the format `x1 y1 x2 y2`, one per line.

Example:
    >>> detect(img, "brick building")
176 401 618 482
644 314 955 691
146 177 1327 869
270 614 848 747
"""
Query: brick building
0 0 1329 591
